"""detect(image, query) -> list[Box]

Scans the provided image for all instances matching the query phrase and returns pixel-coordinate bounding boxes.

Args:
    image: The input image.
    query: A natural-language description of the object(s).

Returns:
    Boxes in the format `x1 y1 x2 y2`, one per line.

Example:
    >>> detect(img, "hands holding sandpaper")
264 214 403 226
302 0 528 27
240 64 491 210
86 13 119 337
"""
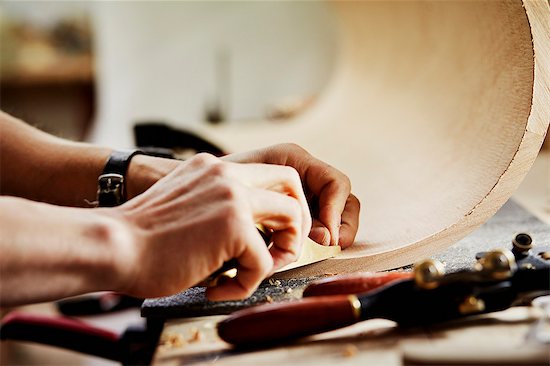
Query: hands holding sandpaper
109 144 360 301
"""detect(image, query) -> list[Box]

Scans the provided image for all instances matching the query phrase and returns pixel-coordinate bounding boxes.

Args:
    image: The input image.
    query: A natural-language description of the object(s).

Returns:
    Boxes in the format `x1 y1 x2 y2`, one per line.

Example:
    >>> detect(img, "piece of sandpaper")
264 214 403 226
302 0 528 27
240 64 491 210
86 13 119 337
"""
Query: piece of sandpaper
142 200 550 319
276 237 341 272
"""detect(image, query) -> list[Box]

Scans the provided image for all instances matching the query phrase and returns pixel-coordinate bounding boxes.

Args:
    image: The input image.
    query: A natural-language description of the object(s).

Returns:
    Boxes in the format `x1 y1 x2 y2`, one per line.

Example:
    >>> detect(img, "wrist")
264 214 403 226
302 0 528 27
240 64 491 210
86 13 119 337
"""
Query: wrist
87 208 139 294
125 155 179 199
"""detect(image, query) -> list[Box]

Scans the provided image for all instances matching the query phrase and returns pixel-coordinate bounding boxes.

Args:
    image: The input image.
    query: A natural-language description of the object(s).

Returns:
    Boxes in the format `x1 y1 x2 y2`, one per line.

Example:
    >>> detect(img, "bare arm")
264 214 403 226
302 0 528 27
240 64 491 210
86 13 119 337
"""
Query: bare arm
0 111 358 305
0 196 128 306
0 111 177 206
0 155 309 306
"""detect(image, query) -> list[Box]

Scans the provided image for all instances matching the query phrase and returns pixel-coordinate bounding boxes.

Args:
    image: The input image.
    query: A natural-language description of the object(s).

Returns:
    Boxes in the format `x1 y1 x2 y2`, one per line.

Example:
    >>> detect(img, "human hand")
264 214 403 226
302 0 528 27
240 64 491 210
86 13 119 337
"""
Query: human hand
104 153 311 301
224 143 360 248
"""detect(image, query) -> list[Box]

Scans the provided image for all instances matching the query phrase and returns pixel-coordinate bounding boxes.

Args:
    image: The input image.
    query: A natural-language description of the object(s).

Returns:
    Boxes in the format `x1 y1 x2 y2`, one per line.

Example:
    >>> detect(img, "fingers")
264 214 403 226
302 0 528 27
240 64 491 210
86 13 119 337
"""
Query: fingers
206 225 273 301
338 194 360 249
309 219 331 246
222 144 360 247
247 188 303 270
308 172 351 246
225 162 312 244
309 194 360 248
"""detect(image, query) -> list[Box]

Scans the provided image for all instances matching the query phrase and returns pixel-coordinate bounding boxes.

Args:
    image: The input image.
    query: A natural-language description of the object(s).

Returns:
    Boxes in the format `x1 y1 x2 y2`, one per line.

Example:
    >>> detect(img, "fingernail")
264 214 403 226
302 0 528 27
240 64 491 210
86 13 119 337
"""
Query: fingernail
310 227 331 246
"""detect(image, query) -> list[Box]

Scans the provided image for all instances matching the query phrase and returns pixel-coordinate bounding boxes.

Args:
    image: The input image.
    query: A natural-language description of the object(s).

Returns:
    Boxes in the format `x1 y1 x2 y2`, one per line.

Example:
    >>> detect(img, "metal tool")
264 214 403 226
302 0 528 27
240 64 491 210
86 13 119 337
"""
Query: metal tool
218 235 550 347
0 312 163 365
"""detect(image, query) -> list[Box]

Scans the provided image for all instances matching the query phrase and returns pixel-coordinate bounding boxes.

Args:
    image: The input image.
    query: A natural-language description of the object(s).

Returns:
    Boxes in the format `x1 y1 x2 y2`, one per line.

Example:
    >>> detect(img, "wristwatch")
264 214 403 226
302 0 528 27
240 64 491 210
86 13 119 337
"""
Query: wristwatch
97 150 144 207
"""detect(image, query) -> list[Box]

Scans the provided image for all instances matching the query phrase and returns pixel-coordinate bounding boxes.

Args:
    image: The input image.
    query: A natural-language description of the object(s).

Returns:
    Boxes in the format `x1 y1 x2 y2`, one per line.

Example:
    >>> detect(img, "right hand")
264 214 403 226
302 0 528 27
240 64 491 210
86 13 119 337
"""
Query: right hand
103 153 311 301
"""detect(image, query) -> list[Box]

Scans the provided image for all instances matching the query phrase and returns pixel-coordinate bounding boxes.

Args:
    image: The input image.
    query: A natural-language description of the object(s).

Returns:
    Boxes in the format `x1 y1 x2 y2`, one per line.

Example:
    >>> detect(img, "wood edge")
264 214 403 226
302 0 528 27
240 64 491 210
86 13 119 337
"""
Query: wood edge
524 0 550 137
276 129 545 279
276 2 550 279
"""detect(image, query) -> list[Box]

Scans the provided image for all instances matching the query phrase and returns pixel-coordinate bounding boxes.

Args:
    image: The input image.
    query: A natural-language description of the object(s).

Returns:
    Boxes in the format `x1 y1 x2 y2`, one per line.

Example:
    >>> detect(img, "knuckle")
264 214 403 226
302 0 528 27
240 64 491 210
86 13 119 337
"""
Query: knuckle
191 152 218 166
282 142 306 154
284 165 301 181
280 166 303 191
207 161 229 178
217 181 241 202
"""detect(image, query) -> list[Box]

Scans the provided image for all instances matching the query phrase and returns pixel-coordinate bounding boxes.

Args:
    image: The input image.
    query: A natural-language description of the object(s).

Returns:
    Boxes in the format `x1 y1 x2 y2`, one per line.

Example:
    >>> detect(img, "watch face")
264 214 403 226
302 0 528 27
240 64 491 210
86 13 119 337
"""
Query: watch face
97 173 125 207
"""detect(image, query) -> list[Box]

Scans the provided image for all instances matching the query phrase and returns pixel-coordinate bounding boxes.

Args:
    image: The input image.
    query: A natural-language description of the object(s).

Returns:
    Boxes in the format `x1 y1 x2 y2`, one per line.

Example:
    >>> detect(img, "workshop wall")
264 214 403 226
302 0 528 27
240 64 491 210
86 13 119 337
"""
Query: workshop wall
89 1 338 148
0 2 94 141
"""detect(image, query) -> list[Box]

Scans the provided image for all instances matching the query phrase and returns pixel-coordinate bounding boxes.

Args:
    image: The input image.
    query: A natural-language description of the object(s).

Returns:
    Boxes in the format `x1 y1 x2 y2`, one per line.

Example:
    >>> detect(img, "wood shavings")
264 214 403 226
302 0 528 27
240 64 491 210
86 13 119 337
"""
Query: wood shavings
159 332 187 349
342 344 358 357
189 327 203 343
269 278 282 286
265 295 273 303
286 287 293 293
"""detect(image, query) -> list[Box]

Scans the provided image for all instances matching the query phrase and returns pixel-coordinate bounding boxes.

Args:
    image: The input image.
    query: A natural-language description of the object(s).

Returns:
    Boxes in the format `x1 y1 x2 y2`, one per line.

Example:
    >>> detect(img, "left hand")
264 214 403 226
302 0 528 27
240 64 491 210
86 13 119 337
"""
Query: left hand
223 143 360 248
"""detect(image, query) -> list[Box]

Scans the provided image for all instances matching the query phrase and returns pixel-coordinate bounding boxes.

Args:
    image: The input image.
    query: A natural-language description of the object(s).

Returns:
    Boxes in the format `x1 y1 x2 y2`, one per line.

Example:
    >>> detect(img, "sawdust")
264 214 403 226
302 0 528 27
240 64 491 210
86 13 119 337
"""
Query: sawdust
159 332 187 350
342 344 358 357
268 278 282 286
189 327 203 343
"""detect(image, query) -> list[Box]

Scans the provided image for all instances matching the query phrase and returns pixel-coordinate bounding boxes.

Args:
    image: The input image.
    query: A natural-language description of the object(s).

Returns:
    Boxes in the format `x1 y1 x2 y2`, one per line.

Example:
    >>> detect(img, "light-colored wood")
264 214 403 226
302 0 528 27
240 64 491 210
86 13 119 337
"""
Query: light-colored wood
194 0 550 276
277 237 341 272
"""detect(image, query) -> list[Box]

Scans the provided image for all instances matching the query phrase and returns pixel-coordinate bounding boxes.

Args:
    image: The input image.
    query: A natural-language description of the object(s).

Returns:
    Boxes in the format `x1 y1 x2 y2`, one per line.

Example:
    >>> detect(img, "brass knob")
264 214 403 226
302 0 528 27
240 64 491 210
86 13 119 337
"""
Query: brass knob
459 295 486 314
414 259 445 289
478 248 517 279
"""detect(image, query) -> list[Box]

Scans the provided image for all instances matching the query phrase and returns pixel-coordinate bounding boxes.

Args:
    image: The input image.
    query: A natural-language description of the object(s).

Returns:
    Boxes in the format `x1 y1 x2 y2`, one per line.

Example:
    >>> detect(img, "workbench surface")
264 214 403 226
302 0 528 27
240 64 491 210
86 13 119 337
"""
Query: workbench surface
153 307 547 366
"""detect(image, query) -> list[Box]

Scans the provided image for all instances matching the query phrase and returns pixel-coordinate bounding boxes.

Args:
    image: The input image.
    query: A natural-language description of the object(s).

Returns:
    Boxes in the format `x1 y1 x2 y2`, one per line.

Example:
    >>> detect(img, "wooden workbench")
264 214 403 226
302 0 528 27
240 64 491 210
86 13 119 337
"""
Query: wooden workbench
153 307 548 366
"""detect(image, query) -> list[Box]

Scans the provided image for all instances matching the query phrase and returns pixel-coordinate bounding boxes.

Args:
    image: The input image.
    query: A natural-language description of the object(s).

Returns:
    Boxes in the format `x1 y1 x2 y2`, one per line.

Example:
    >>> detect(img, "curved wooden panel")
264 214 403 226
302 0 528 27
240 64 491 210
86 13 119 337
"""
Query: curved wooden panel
197 1 550 275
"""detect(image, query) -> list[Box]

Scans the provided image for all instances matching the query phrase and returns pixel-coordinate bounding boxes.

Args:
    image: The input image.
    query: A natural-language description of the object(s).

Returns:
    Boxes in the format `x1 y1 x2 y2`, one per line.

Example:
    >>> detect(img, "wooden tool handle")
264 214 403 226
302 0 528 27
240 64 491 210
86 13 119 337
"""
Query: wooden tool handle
303 272 412 297
217 295 360 347
0 312 121 361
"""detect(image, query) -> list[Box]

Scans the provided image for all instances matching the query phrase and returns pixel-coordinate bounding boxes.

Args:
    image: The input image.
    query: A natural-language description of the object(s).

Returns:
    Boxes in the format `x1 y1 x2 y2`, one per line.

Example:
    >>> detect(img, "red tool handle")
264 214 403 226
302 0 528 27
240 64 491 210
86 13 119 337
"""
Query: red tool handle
0 312 122 362
303 272 412 297
217 295 360 346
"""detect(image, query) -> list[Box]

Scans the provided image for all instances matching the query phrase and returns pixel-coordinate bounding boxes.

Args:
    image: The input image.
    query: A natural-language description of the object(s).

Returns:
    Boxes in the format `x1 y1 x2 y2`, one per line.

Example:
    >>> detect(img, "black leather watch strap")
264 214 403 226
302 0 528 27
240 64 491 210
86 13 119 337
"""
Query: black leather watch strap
102 149 144 176
97 149 144 207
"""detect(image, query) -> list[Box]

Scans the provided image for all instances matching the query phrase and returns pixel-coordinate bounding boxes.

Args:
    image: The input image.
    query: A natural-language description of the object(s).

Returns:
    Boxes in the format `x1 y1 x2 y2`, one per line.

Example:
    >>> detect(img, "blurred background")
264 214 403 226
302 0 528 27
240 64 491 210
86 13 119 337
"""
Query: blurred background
0 1 338 147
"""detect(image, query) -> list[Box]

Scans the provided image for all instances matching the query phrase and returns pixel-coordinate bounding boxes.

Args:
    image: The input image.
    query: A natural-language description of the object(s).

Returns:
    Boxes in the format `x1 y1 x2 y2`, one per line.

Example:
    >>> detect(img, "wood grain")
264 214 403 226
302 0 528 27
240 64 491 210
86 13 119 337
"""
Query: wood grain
196 1 549 276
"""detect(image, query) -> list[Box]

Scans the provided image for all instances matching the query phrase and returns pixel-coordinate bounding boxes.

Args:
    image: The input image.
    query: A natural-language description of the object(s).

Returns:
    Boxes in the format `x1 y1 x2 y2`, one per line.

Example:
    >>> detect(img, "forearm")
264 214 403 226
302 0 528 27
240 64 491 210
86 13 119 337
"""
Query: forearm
0 111 177 206
0 196 131 306
0 111 110 206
